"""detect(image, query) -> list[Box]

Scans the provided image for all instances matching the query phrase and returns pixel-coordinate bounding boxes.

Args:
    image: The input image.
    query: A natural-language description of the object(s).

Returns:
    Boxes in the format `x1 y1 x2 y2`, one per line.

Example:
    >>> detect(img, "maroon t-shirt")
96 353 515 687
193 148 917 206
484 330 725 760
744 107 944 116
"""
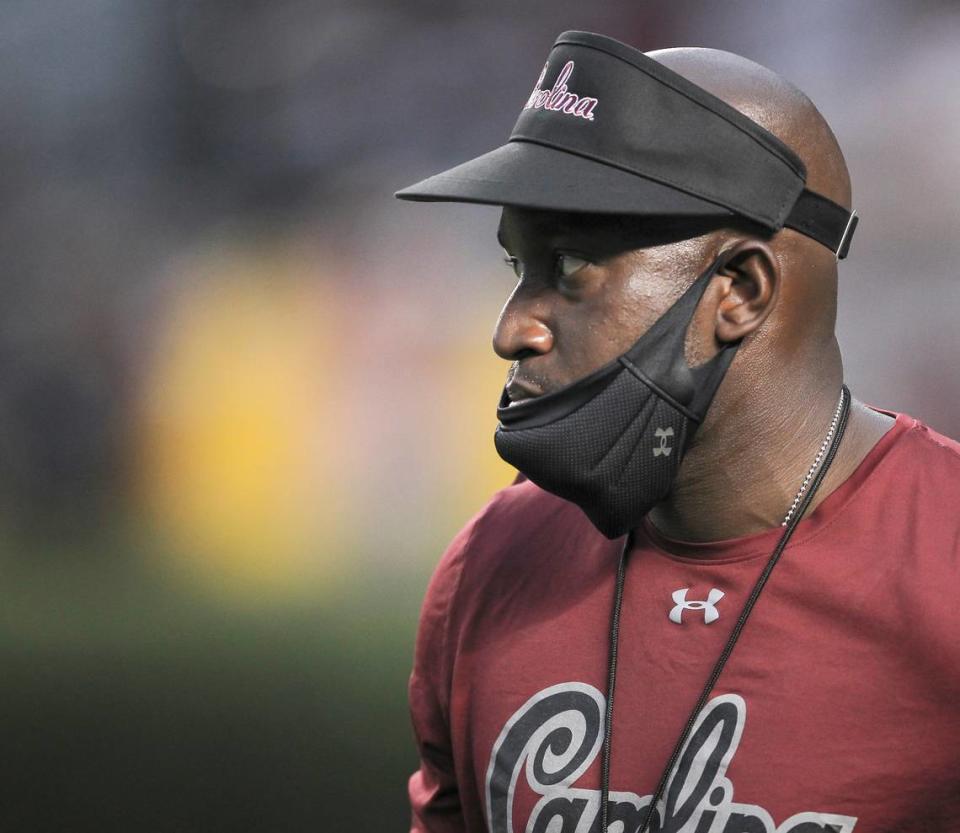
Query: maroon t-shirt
407 407 960 832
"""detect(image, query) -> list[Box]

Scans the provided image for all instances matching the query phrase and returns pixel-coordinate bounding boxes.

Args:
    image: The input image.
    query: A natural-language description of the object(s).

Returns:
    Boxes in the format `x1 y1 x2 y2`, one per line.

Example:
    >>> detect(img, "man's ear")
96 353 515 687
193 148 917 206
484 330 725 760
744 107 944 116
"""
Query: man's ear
712 239 780 343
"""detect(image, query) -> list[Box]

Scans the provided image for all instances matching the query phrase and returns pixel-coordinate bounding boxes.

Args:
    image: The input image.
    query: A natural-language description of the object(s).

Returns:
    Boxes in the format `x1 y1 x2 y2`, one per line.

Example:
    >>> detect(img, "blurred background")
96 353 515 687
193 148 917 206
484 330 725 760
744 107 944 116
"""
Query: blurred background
1 0 957 829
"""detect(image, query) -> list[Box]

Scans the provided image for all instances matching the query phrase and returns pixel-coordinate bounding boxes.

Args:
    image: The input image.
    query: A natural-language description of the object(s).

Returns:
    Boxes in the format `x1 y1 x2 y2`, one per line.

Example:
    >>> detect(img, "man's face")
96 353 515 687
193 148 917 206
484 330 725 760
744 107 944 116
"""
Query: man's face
494 206 722 404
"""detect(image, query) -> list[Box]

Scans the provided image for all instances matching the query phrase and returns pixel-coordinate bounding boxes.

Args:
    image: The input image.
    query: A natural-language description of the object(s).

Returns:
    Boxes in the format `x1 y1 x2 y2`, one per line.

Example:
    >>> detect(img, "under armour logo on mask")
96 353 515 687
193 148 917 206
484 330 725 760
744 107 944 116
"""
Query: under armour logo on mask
669 588 725 624
653 426 674 457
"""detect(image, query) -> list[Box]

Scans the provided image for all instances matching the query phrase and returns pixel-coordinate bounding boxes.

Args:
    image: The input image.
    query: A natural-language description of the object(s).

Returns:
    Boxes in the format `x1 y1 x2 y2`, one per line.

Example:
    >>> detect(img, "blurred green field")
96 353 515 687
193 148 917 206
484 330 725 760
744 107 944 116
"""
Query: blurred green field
0 518 428 831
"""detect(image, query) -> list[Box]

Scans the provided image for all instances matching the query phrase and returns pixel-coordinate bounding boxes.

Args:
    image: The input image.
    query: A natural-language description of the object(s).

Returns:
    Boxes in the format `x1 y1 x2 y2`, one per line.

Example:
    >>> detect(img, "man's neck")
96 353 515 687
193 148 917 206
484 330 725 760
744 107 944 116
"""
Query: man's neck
644 383 896 543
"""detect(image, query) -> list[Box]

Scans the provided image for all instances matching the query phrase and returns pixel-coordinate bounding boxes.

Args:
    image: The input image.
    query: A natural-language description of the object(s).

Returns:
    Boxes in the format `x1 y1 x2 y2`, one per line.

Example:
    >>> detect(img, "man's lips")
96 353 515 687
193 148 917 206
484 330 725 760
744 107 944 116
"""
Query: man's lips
505 379 545 404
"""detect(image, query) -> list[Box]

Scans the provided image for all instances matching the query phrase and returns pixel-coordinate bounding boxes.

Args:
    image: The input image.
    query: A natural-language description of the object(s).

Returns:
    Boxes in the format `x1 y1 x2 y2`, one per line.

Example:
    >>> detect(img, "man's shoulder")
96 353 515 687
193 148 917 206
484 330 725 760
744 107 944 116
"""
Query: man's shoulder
870 410 960 589
429 473 601 590
906 414 960 461
872 411 960 661
883 408 960 481
855 410 960 548
456 472 595 554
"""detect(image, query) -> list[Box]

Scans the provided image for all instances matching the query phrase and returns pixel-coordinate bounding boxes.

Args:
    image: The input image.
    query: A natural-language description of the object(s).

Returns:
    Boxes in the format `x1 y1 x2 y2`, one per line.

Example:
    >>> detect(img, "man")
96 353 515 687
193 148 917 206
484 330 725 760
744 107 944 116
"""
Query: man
395 32 960 833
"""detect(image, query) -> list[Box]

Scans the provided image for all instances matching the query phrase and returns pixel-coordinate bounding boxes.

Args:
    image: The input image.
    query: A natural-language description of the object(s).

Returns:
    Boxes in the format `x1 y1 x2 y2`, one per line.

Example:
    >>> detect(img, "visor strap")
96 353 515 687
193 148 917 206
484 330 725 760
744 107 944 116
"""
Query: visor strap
784 188 859 260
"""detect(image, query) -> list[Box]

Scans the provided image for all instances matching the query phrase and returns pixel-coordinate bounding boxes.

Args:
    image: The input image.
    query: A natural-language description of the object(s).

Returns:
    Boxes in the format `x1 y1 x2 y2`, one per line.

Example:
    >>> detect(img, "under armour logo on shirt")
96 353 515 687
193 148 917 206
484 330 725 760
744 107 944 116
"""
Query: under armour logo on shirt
669 588 725 624
653 426 674 457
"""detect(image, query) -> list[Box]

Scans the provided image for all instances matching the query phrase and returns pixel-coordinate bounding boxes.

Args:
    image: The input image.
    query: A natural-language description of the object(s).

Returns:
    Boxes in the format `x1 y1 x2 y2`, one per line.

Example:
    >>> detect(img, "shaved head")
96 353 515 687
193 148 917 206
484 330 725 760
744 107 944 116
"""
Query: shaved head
649 48 851 210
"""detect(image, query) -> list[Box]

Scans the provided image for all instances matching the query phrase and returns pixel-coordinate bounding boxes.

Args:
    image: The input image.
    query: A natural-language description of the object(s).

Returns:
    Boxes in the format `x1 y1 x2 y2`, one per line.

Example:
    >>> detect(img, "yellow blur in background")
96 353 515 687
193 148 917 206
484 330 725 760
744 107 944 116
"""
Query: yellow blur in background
135 235 515 600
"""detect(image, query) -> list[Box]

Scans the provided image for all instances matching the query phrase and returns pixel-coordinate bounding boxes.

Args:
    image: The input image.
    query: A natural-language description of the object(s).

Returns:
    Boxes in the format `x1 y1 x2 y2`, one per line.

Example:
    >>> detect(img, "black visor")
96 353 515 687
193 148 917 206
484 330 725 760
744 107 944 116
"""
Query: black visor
396 31 858 260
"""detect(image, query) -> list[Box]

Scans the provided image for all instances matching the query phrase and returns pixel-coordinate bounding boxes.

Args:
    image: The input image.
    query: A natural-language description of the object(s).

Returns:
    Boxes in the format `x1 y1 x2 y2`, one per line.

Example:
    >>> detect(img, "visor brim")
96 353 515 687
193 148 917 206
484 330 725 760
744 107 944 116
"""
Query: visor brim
395 140 738 219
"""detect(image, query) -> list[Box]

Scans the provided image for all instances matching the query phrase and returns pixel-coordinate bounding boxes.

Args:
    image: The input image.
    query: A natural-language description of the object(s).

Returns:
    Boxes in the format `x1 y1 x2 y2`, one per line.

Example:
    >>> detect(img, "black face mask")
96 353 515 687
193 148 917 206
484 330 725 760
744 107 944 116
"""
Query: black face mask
494 254 742 539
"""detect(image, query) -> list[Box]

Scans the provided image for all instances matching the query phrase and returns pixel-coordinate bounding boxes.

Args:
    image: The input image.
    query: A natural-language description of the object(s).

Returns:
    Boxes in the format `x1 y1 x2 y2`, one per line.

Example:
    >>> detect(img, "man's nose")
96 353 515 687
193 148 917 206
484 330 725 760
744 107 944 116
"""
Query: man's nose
491 287 554 360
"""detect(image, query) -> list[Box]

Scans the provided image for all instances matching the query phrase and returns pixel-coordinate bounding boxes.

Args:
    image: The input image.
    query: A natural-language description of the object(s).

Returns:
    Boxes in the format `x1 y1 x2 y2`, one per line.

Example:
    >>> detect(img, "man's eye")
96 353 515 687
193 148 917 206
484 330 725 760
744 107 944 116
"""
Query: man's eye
503 253 523 279
556 253 590 280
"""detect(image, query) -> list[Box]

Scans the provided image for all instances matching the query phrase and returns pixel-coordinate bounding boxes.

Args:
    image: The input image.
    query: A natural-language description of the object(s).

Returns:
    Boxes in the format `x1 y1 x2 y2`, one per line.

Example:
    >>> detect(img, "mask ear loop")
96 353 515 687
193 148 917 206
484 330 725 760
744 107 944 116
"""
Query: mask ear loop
599 383 851 833
683 241 771 423
619 248 740 421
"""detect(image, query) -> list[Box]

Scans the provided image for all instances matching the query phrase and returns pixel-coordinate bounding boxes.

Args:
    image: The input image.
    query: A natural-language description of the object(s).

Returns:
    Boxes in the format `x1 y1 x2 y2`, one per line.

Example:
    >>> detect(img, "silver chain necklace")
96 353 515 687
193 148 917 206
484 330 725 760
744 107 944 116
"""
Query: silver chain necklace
780 385 848 526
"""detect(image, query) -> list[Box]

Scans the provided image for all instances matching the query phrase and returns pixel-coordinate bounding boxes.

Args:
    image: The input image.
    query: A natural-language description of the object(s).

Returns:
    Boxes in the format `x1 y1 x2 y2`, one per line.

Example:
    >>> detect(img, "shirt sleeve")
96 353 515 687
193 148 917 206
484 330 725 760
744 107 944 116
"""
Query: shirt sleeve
407 517 475 832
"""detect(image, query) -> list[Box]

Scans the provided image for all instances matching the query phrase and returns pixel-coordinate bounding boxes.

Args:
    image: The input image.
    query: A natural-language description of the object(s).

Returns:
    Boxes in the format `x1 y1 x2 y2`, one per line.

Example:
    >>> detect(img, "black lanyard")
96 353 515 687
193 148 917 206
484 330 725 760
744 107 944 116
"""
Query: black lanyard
599 383 852 832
